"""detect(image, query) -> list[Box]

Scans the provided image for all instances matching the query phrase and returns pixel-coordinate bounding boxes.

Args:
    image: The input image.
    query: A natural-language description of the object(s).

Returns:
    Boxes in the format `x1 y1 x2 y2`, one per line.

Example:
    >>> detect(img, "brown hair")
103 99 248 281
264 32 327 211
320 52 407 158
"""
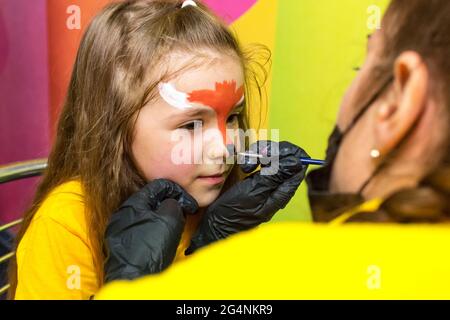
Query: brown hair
8 0 269 298
350 0 450 222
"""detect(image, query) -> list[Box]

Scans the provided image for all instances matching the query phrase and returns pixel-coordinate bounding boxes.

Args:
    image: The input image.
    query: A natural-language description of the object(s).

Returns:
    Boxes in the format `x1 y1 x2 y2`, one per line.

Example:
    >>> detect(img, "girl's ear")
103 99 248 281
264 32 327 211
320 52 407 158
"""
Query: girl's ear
373 51 429 157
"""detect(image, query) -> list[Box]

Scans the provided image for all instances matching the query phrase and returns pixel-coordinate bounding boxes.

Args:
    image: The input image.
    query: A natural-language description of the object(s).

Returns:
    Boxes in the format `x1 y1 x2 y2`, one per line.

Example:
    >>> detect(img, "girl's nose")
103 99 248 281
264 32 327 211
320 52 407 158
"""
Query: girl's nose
206 141 230 160
203 126 236 162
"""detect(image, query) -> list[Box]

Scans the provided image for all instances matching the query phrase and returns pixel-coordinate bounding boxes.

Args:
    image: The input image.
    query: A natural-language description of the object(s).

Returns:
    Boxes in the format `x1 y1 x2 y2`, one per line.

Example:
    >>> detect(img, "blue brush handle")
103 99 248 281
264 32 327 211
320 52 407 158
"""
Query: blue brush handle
238 152 326 166
300 158 326 166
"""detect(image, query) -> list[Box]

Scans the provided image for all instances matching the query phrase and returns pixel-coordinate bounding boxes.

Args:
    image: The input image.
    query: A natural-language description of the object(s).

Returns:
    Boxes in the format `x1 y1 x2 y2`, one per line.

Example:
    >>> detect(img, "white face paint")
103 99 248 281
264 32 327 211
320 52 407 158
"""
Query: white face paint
158 82 195 110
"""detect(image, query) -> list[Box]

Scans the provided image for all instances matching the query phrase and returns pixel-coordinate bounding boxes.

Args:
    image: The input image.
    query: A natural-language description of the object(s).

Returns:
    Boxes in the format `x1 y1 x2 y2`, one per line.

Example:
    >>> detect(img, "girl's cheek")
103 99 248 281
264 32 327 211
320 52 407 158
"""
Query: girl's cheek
147 143 197 183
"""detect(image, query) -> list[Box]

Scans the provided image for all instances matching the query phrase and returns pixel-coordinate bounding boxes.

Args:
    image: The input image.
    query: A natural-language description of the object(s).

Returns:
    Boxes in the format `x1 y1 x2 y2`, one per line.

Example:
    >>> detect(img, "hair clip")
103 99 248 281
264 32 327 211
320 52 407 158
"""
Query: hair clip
181 0 197 8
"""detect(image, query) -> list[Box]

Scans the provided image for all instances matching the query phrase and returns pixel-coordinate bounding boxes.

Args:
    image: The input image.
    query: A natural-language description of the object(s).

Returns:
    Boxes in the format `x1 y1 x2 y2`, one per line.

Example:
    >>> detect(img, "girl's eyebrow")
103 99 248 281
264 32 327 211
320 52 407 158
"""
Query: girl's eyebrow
167 106 212 121
167 97 246 121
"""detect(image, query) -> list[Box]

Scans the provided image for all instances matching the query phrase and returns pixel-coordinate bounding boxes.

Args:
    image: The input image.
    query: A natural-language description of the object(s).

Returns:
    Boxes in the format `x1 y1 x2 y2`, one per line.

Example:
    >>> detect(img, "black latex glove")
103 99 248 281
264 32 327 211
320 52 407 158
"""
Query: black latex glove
104 179 198 282
185 140 310 255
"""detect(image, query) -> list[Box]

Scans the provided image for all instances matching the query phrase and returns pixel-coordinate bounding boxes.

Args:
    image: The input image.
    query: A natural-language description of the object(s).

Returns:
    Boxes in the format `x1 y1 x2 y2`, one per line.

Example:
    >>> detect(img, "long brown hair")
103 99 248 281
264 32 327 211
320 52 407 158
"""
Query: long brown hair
348 0 450 222
8 0 269 298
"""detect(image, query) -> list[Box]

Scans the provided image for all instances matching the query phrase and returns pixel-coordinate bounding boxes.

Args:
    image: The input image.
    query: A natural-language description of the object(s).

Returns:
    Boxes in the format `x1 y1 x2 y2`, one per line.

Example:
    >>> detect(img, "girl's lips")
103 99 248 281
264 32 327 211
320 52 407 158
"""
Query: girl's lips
197 174 225 185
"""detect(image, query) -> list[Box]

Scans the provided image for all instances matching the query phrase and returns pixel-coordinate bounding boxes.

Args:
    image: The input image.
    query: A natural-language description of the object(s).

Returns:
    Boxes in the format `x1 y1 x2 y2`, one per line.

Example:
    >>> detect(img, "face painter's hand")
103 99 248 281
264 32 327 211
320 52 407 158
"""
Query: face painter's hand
185 141 310 255
104 179 198 282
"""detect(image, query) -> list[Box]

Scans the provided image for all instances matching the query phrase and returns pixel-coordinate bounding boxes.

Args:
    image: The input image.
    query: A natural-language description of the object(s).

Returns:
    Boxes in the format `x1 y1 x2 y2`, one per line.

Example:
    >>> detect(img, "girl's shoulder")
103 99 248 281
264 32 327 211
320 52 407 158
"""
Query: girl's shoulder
33 179 87 238
46 179 84 199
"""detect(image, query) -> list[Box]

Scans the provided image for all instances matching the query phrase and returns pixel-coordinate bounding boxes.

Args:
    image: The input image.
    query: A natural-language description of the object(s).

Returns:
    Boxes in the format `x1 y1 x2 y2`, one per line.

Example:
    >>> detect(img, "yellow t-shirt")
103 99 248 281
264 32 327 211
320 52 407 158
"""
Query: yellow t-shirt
15 180 202 300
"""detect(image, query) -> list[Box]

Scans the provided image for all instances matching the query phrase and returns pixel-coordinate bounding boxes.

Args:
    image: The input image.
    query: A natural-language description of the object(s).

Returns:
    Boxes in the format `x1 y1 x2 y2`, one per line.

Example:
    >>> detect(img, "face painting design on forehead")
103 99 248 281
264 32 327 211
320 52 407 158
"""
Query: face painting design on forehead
159 80 245 142
158 82 195 110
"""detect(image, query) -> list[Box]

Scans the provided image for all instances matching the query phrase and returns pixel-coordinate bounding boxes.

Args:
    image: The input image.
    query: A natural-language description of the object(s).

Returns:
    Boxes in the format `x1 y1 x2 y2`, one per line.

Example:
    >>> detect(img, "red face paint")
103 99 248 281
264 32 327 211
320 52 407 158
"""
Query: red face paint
187 80 244 144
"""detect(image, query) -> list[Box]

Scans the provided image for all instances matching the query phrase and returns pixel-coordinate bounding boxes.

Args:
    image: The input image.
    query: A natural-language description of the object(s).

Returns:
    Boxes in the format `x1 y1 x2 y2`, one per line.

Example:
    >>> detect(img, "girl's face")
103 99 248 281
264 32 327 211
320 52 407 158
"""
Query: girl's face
132 51 245 207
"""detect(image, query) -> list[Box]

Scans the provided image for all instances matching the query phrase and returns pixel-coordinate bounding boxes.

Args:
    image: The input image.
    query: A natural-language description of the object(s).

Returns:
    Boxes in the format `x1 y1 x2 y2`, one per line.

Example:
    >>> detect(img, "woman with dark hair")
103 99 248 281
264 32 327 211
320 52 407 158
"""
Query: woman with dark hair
306 0 450 223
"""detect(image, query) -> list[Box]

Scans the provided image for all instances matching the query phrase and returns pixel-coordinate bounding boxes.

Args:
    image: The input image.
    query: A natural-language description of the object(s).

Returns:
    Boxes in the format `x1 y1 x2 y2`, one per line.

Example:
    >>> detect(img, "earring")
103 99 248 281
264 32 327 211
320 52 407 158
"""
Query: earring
370 149 381 159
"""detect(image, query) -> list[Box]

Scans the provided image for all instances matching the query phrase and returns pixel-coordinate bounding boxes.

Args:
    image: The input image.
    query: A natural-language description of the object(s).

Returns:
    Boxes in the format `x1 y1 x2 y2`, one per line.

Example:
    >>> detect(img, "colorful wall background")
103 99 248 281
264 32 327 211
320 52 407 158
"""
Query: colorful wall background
0 0 388 225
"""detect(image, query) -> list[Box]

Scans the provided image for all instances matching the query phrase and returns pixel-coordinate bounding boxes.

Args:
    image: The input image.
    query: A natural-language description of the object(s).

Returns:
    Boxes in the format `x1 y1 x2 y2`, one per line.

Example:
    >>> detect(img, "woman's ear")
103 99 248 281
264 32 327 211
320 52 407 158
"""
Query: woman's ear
373 51 429 157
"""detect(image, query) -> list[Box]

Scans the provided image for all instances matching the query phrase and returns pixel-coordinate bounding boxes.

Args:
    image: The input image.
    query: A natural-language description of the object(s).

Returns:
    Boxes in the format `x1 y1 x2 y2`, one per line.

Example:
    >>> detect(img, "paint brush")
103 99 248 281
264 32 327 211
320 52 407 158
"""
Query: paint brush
237 152 326 166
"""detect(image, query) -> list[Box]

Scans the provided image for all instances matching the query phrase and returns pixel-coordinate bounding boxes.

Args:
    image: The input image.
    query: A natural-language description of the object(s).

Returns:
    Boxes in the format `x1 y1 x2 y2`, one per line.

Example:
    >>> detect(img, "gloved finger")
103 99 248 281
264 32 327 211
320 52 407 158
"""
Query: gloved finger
146 179 196 214
107 180 198 236
237 153 307 199
260 140 311 161
240 141 311 172
147 198 186 273
126 179 198 214
150 179 199 215
105 199 186 281
278 141 310 158
267 142 311 177
249 171 305 224
105 198 186 245
265 170 305 211
278 155 306 177
239 140 276 173
155 198 187 234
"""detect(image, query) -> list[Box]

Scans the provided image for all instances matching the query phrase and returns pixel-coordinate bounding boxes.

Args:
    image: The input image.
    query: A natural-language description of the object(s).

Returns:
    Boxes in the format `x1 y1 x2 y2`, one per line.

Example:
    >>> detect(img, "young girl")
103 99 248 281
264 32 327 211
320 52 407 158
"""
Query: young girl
9 0 308 299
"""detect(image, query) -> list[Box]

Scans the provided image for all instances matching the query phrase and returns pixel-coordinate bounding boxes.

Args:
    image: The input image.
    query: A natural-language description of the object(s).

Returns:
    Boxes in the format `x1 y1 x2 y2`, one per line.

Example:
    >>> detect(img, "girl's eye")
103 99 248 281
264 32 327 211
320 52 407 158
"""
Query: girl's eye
179 120 203 131
227 114 240 124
